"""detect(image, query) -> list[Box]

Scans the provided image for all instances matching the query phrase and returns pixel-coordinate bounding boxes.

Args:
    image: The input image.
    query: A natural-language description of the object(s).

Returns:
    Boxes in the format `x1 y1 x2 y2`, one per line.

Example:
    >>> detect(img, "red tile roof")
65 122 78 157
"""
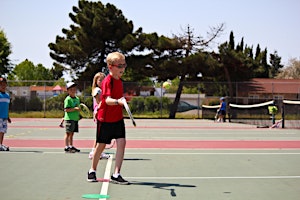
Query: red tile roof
250 78 300 94
30 85 67 92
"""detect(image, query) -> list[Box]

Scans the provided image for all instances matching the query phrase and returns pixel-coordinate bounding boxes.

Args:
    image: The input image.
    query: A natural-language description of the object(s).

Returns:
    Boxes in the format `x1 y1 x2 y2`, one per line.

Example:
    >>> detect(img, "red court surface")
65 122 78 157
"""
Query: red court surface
5 118 300 150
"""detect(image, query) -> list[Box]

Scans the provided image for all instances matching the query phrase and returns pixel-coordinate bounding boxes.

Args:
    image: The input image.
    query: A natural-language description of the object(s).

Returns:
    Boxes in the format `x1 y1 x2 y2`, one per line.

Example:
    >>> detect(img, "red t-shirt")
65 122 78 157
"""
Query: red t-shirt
97 74 123 122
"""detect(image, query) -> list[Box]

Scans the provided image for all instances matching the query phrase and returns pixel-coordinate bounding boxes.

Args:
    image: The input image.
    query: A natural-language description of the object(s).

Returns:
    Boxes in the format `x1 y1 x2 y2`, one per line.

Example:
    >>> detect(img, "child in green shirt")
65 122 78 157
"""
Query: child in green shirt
64 82 80 153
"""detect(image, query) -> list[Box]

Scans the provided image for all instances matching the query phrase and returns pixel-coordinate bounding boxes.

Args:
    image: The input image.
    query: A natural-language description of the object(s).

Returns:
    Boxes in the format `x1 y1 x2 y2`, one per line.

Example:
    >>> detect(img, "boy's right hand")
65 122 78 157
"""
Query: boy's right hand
74 107 80 111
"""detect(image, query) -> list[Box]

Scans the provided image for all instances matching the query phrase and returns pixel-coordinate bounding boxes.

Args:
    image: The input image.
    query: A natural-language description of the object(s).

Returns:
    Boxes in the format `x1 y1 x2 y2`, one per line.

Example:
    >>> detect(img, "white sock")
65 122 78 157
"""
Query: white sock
89 169 96 173
113 173 120 178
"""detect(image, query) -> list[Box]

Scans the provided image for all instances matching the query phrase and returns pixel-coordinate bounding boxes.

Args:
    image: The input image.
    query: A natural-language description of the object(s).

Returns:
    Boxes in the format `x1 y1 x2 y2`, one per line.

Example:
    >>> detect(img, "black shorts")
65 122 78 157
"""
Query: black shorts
96 119 125 144
218 110 226 115
65 120 79 133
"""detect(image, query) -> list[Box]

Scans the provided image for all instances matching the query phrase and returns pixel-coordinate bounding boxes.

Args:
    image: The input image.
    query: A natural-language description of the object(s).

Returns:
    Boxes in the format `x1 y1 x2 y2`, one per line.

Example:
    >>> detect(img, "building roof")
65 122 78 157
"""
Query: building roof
30 85 67 92
52 85 63 91
245 78 300 94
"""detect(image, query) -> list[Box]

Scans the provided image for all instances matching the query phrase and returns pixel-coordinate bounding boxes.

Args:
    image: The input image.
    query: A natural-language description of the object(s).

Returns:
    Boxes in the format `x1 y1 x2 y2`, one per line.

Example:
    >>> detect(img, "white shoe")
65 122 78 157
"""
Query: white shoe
100 153 110 159
88 151 94 159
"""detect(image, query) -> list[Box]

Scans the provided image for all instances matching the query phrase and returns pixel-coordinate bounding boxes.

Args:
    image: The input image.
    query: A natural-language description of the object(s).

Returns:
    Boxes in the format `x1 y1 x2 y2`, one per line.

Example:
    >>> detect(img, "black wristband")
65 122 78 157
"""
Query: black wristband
115 99 118 105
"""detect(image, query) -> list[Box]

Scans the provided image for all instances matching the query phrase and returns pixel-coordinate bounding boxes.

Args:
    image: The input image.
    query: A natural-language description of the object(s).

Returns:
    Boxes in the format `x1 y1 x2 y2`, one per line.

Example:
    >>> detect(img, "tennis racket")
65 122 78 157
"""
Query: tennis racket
121 97 136 127
214 109 219 122
79 103 92 118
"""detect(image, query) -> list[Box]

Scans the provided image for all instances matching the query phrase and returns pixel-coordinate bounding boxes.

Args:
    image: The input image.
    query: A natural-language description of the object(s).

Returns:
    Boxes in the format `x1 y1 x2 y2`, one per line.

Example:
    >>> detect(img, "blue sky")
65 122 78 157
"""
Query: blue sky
1 0 299 73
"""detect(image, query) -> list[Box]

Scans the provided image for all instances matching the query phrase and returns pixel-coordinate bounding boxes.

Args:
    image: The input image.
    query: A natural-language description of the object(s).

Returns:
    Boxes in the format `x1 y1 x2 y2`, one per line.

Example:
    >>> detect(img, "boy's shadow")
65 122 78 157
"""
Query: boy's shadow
130 181 196 197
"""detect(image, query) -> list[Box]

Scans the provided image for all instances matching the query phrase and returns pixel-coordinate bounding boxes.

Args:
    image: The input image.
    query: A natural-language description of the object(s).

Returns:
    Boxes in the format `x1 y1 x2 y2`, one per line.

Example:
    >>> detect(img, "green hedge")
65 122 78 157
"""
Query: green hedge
129 96 171 113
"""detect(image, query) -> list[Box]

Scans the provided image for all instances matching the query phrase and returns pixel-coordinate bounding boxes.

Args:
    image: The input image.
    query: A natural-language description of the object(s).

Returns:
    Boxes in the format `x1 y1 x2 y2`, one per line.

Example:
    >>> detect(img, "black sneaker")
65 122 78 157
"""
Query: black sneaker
64 147 76 153
71 146 80 152
87 171 97 182
0 145 9 151
110 175 129 185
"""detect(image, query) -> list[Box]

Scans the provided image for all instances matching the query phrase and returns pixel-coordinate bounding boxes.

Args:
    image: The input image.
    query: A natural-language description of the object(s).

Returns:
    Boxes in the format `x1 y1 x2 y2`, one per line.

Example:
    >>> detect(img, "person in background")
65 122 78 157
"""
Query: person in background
217 97 226 122
0 77 11 151
63 82 81 153
89 72 115 160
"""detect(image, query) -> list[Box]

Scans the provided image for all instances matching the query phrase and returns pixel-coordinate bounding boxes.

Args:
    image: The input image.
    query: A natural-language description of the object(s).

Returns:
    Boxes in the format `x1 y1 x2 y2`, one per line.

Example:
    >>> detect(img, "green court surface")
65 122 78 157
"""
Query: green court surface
0 118 300 200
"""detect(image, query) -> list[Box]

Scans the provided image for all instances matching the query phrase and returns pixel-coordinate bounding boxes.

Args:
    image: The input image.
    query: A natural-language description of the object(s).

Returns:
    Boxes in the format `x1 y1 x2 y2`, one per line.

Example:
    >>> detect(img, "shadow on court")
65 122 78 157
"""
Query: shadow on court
130 181 196 197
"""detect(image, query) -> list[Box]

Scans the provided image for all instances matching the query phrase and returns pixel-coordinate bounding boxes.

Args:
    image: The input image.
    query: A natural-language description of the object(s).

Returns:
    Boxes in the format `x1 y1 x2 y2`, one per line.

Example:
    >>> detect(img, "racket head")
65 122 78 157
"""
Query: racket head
79 103 91 118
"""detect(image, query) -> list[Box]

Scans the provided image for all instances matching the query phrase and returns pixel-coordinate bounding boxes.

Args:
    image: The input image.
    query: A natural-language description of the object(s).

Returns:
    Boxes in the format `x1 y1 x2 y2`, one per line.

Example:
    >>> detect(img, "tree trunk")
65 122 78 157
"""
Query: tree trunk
169 77 184 119
223 65 234 98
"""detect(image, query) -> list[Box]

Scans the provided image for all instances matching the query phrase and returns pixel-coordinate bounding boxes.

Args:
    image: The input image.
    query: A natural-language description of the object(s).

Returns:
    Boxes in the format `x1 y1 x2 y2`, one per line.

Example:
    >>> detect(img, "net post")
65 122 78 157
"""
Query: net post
227 98 231 122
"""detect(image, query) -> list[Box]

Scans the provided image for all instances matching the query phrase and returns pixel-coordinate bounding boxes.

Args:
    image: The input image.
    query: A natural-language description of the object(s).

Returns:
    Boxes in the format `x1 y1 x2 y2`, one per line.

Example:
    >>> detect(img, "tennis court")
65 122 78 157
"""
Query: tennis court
1 118 300 200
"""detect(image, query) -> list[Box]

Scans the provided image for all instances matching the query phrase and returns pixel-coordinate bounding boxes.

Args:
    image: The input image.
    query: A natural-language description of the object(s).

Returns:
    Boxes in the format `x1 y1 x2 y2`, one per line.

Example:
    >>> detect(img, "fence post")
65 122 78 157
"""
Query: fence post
43 82 46 118
160 81 163 118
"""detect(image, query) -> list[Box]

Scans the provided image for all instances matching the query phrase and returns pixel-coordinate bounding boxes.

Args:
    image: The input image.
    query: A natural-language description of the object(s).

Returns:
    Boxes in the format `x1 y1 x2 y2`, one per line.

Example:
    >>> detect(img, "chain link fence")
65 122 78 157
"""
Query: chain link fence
6 80 300 128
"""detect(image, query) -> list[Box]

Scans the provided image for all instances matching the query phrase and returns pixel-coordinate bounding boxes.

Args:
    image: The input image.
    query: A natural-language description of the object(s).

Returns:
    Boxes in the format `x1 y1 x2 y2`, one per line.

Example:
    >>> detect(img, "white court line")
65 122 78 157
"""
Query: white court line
100 154 113 200
126 176 300 180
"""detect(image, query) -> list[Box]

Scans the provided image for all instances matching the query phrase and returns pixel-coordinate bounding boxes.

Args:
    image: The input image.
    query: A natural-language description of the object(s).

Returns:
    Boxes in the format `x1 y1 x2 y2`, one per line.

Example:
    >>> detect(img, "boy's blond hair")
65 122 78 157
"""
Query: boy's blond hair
91 72 106 95
106 52 125 66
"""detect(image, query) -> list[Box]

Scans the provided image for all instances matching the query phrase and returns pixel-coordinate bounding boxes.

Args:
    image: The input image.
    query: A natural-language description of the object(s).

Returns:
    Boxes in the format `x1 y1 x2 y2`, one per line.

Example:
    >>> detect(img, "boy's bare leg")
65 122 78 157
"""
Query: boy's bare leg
114 138 126 174
0 132 4 145
64 133 69 146
92 143 106 170
69 132 74 146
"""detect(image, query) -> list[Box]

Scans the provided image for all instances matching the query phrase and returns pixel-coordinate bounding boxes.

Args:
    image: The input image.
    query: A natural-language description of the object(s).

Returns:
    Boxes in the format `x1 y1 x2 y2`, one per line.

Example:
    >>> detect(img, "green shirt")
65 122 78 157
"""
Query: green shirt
64 96 80 121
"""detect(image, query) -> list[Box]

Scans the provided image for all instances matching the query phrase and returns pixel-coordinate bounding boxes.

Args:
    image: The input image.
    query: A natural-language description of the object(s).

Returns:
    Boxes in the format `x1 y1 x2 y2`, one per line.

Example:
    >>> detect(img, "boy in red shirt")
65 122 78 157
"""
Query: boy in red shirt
87 52 129 184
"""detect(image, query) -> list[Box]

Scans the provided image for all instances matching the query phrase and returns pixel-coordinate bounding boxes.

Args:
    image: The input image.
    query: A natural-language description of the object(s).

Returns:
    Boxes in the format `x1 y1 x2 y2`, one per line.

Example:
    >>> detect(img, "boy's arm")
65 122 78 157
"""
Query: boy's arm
105 96 124 106
8 98 12 123
64 97 80 112
95 94 101 104
64 107 80 112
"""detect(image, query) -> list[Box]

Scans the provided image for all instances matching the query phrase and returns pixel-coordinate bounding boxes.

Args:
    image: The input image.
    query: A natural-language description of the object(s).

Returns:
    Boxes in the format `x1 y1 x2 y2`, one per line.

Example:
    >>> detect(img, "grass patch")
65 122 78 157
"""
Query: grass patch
10 110 199 119
10 110 64 118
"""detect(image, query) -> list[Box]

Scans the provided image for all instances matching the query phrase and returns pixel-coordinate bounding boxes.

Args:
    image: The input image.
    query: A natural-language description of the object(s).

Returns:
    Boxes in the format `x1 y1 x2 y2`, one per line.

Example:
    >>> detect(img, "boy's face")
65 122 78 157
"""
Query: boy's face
0 81 7 92
109 59 126 79
67 86 77 97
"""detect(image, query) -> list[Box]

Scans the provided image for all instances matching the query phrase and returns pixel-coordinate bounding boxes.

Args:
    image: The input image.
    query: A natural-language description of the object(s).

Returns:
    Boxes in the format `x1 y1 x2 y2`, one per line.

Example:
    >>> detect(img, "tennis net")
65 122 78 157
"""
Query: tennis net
282 100 300 129
228 100 275 127
202 105 220 120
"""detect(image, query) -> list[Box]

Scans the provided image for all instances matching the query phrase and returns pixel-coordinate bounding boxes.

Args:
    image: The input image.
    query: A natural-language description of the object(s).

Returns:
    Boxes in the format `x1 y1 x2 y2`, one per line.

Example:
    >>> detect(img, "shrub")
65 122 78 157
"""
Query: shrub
27 97 43 111
129 96 171 113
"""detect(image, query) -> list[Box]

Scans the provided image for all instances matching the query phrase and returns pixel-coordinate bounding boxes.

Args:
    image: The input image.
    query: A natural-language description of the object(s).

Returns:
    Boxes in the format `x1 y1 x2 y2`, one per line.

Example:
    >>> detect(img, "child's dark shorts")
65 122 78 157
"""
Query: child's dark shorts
218 110 226 115
96 119 125 144
65 120 79 133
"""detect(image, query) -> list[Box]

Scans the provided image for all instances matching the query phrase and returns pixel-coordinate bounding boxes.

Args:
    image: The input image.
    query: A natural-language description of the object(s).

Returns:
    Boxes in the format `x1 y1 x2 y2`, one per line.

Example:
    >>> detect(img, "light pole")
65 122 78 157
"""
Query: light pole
197 72 202 119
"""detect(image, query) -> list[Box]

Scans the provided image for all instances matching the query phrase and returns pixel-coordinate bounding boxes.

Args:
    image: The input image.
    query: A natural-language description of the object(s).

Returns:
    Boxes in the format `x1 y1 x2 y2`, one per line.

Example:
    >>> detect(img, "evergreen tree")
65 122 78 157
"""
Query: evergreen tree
229 31 235 50
0 29 12 74
269 50 283 78
49 0 134 81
